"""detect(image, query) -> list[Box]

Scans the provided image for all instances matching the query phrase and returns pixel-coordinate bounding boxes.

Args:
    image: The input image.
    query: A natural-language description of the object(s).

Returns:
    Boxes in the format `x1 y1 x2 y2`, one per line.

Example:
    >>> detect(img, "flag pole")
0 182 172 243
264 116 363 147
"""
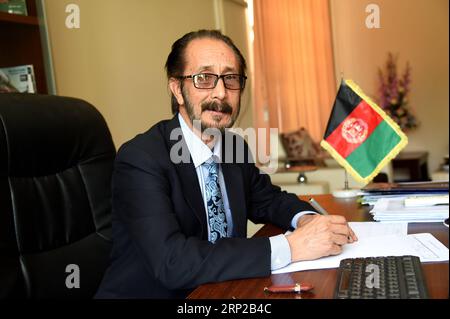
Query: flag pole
333 169 359 198
341 70 347 190
344 170 349 190
341 72 351 192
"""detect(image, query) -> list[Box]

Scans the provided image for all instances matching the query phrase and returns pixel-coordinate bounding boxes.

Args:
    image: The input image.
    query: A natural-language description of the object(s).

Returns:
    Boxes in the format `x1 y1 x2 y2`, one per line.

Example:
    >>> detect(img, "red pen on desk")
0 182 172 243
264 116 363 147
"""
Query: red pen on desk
264 283 314 293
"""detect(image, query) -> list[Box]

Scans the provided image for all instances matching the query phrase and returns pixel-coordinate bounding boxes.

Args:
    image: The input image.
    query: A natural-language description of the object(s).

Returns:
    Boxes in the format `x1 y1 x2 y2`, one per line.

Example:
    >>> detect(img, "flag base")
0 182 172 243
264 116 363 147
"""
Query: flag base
332 189 360 198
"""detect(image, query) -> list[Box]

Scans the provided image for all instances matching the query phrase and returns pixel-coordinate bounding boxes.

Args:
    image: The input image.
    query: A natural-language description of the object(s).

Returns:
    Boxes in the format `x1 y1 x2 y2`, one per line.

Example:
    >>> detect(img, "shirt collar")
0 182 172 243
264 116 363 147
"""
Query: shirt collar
178 113 222 168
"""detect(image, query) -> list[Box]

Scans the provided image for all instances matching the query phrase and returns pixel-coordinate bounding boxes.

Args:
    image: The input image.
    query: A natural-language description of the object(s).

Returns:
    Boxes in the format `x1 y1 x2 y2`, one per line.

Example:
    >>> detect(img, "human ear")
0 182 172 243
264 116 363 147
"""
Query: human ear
169 78 184 106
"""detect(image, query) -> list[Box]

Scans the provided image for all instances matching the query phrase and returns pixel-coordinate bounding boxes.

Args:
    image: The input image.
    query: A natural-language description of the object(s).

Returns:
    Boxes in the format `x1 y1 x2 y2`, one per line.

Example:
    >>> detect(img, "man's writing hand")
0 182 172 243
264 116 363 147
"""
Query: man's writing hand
286 215 358 262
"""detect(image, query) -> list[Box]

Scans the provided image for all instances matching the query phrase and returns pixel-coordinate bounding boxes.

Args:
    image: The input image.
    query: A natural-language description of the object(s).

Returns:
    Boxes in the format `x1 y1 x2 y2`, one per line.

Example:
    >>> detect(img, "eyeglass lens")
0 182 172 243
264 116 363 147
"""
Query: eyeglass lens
193 74 244 89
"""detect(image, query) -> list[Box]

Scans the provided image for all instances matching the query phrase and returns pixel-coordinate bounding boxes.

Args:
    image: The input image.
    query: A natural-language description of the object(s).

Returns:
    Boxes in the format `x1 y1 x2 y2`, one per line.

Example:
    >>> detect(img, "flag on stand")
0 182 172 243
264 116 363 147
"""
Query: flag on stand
320 80 408 184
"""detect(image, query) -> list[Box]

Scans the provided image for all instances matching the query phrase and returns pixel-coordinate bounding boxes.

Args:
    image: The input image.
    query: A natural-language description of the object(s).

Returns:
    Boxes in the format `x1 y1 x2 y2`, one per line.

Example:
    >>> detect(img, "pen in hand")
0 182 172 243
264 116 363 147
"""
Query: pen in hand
308 197 357 243
308 197 329 215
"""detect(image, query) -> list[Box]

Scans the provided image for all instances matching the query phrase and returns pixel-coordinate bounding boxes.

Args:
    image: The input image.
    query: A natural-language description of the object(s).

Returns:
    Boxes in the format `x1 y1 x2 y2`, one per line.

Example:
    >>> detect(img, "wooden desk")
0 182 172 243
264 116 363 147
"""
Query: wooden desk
188 194 449 299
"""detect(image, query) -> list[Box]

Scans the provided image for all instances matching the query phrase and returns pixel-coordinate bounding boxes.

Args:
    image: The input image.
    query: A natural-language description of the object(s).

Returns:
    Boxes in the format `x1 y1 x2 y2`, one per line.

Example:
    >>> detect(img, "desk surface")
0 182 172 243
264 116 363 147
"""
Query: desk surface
188 194 449 299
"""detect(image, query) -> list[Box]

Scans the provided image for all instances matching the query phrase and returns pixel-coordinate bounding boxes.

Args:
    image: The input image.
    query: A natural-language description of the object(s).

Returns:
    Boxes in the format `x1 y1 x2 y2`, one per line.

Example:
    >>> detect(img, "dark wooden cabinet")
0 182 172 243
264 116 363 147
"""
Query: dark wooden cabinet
392 151 430 182
0 0 48 94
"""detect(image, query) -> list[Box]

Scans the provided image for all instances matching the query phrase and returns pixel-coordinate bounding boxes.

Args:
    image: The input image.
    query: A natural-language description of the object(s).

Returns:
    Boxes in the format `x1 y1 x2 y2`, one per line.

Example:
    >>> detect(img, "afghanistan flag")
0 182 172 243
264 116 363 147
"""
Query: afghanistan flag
320 80 408 184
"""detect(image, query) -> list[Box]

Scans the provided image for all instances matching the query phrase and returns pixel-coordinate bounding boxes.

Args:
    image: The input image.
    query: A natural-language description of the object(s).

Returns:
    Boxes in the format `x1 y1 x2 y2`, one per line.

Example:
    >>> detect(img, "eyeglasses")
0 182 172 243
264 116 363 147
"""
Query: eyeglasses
178 73 247 90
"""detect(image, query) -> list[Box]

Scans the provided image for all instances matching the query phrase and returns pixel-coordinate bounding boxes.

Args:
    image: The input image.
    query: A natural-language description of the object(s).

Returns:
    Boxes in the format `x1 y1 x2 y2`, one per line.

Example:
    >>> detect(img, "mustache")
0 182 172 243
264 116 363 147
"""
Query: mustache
201 101 233 115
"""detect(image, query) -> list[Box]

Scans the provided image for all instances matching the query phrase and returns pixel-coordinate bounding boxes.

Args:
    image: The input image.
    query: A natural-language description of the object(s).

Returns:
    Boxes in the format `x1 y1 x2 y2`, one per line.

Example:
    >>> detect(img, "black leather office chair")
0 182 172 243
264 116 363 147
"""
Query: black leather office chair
0 93 115 298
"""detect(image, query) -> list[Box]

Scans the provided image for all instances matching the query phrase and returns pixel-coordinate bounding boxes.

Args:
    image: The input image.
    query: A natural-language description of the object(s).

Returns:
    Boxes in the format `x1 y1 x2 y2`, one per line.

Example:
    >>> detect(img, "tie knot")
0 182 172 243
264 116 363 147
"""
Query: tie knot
203 157 219 174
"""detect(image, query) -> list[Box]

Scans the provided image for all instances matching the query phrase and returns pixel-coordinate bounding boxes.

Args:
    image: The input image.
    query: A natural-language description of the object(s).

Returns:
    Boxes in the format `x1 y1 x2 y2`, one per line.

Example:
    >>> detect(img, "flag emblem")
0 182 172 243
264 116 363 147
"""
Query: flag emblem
342 118 368 144
321 80 408 184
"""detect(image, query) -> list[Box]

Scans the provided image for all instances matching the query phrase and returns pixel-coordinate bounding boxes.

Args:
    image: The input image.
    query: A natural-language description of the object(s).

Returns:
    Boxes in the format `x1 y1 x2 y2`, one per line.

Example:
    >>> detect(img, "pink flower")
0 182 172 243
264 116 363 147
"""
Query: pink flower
377 52 417 131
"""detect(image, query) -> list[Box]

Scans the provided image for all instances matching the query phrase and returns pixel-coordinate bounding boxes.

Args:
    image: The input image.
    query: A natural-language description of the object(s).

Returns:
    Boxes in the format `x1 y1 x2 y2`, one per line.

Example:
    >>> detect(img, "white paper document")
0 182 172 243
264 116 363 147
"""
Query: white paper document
348 222 408 238
284 222 408 237
371 197 449 222
272 231 449 275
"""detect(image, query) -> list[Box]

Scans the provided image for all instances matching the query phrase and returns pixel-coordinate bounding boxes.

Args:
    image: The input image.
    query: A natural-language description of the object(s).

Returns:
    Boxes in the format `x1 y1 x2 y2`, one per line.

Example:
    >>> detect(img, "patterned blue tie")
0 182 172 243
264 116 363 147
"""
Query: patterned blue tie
203 158 227 243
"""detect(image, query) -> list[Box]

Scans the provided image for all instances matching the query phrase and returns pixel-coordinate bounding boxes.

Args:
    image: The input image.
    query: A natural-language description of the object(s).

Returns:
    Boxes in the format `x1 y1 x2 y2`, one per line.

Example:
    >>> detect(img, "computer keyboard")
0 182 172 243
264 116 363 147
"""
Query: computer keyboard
334 255 429 299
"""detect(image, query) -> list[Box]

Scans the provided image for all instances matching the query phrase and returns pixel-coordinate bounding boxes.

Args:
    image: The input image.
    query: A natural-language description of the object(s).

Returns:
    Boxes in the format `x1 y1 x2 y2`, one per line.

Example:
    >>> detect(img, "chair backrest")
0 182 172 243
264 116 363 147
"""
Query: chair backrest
0 93 115 299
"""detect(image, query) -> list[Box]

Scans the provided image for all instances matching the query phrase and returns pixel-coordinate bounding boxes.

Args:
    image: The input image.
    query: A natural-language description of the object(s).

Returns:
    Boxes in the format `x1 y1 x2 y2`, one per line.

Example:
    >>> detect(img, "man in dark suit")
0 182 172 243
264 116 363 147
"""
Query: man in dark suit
96 30 357 298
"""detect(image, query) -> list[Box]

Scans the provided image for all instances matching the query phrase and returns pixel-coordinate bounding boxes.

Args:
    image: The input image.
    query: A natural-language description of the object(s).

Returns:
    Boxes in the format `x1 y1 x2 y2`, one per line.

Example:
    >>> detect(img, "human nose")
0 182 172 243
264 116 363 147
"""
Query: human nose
211 76 226 100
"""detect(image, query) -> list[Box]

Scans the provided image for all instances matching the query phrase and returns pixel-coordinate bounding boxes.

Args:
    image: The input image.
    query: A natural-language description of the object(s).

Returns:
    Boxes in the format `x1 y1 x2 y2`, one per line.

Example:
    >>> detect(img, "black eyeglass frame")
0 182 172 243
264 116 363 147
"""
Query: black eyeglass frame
178 73 247 90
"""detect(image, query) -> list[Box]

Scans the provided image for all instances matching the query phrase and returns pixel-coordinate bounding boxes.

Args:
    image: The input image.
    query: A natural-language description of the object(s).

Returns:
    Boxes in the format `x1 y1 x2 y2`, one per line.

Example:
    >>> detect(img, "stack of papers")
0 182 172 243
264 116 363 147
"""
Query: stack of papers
404 194 449 207
362 181 449 194
370 196 449 223
273 222 449 274
359 182 449 222
360 193 446 206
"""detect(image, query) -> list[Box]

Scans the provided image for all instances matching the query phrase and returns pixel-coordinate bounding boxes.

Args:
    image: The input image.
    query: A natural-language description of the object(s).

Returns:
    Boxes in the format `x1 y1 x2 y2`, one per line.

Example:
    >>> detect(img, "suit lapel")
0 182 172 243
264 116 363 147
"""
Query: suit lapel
221 163 247 237
164 116 207 239
220 132 247 237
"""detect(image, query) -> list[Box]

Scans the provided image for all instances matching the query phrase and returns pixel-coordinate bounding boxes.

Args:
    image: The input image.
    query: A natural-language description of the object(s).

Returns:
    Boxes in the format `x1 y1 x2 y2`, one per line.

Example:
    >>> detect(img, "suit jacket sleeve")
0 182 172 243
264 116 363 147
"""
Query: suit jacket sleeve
112 142 272 291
